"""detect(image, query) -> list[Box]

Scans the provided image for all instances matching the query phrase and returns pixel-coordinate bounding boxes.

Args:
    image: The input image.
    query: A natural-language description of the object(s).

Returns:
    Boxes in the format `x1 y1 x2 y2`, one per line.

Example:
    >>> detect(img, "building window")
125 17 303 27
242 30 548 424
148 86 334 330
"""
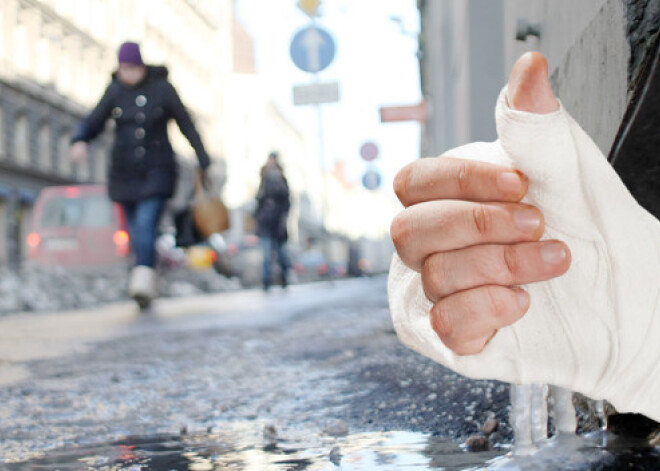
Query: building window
94 146 106 183
75 152 90 182
0 104 4 157
58 131 71 176
14 114 30 165
38 122 51 170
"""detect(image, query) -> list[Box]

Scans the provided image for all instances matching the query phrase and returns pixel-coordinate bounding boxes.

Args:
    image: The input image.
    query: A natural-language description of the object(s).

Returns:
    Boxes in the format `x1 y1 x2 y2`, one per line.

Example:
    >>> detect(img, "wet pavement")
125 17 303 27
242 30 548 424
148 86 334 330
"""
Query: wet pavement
0 275 659 470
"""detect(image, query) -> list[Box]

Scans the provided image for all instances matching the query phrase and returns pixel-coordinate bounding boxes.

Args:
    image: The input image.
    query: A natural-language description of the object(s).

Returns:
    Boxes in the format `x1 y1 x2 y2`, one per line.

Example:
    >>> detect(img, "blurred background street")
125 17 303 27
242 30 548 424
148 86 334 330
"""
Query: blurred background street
2 0 660 469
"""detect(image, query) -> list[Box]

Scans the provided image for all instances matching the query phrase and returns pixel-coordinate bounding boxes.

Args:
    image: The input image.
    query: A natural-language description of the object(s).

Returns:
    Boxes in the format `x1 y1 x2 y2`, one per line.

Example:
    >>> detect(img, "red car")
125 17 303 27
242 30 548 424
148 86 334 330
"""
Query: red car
26 185 131 270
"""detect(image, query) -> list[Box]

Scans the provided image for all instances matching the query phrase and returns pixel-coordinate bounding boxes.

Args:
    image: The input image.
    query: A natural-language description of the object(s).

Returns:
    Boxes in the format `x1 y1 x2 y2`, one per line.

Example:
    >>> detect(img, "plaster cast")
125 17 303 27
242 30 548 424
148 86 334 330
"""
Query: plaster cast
388 86 660 422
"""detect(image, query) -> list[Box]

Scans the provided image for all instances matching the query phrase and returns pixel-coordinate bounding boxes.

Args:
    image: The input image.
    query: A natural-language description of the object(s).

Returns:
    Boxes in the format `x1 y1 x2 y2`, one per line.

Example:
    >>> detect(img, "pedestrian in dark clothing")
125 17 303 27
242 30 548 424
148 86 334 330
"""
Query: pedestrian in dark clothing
255 151 291 290
70 41 211 309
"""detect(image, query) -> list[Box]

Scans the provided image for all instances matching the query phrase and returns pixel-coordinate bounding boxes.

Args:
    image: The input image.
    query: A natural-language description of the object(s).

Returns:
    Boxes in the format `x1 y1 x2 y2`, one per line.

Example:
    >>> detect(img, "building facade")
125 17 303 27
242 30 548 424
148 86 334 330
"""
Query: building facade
0 0 233 268
417 0 634 159
417 0 506 155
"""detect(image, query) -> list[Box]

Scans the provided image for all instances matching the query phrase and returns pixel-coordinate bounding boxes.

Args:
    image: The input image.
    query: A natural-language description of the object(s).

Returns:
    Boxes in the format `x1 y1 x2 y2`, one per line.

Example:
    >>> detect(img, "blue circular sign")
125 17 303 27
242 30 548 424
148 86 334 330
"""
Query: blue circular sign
362 170 382 190
290 26 335 73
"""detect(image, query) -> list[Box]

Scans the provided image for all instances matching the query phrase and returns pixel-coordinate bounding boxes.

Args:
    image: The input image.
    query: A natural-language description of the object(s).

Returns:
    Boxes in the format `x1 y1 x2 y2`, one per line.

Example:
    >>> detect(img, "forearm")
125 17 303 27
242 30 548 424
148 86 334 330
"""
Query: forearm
72 84 114 143
185 130 210 169
169 83 210 168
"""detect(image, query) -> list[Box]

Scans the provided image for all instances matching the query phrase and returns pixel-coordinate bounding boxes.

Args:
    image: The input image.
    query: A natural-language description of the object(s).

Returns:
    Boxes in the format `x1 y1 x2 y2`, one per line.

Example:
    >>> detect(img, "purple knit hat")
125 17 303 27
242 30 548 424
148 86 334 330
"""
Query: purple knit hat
117 42 143 65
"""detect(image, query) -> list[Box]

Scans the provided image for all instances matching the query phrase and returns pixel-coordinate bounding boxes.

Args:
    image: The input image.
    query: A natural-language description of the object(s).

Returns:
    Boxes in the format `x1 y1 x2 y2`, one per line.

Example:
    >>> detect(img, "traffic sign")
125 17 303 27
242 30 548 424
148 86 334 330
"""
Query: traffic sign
362 170 382 190
293 81 340 105
379 101 428 122
290 26 335 73
360 142 379 161
298 0 321 17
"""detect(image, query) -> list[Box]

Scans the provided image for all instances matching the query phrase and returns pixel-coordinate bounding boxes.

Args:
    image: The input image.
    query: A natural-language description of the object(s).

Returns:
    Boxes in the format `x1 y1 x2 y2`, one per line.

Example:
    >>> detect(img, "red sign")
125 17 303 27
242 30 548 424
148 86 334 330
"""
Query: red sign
360 142 379 161
379 101 428 123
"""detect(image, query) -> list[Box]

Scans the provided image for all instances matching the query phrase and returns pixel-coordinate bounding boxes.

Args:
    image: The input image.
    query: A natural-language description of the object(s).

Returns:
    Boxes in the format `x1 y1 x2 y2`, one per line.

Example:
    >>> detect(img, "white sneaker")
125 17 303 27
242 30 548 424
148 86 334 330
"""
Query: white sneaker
129 265 157 309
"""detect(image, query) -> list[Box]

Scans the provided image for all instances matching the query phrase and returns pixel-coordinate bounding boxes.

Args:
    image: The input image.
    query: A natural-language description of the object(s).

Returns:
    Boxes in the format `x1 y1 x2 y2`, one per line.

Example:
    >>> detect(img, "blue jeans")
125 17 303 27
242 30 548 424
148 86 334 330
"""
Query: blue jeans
122 197 167 268
260 237 289 286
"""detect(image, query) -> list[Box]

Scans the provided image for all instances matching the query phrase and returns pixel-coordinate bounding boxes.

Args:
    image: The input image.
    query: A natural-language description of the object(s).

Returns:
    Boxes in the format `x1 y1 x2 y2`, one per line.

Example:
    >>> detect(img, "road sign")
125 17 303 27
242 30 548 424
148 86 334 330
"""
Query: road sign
362 170 382 190
379 101 428 123
298 0 321 17
290 26 335 73
360 142 379 161
293 81 340 105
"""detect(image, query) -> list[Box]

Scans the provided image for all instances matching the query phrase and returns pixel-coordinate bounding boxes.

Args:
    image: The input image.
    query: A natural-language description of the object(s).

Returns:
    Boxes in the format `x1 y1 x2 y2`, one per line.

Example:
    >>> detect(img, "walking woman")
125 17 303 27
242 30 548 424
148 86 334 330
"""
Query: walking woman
255 151 291 290
70 41 211 309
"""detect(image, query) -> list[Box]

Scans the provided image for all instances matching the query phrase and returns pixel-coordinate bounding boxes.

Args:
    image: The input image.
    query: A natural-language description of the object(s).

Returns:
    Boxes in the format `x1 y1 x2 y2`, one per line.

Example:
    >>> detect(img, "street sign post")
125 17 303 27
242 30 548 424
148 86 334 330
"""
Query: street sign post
289 21 336 253
290 26 335 74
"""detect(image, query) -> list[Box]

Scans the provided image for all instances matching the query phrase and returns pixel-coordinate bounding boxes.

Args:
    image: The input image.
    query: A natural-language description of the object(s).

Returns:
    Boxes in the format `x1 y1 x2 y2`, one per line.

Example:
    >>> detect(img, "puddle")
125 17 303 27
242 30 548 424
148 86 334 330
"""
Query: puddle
4 427 660 471
474 430 660 470
0 429 503 471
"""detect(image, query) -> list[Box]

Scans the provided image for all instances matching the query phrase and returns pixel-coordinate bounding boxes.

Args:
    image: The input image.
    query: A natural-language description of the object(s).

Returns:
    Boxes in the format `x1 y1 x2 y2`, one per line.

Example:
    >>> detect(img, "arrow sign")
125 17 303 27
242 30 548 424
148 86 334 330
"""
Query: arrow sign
290 26 335 73
302 27 323 72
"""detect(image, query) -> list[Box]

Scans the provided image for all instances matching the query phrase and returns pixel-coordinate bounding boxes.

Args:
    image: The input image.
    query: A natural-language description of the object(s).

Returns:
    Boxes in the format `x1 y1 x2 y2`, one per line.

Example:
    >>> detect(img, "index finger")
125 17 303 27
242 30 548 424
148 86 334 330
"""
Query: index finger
393 156 528 207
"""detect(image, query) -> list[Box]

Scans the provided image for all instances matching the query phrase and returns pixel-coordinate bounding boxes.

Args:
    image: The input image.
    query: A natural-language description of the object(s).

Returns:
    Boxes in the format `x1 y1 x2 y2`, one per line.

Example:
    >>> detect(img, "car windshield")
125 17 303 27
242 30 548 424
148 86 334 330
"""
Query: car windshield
39 195 115 228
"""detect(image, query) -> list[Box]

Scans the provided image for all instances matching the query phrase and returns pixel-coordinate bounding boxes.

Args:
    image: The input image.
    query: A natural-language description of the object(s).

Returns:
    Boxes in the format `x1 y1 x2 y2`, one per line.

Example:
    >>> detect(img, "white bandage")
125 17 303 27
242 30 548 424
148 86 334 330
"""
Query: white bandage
388 86 660 422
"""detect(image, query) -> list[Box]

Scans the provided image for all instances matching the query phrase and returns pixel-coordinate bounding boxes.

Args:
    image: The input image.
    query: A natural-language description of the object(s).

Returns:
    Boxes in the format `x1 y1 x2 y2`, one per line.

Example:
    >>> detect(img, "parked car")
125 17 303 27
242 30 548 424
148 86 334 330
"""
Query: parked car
26 185 131 271
293 249 329 281
293 247 350 283
223 233 263 287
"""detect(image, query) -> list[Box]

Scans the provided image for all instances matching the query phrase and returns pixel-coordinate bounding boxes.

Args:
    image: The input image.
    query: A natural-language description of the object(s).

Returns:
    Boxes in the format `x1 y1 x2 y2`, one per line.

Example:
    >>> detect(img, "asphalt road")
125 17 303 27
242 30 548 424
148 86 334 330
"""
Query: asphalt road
0 275 512 469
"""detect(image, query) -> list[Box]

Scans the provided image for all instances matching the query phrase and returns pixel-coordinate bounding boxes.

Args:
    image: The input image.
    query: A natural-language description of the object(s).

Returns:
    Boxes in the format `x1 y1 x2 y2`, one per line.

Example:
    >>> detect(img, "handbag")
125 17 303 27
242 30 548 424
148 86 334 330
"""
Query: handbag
174 208 204 247
192 172 230 239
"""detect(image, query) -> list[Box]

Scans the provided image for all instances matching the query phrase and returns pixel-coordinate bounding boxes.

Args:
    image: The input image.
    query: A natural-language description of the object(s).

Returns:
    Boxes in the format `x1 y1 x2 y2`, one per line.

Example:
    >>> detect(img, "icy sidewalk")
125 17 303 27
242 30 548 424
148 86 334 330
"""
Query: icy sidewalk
0 265 240 314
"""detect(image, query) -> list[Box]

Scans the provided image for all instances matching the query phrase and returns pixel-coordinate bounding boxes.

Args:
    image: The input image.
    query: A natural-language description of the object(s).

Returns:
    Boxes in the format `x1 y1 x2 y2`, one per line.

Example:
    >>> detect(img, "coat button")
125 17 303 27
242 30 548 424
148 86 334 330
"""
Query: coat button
135 128 146 139
112 107 123 118
135 146 146 158
135 112 145 123
136 95 147 107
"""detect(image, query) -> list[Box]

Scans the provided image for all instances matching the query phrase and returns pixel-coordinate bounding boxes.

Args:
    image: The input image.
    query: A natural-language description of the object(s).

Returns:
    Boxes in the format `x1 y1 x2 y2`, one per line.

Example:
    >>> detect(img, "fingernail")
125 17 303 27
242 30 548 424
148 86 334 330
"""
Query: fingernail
497 171 523 194
540 242 567 265
515 288 529 309
513 207 541 232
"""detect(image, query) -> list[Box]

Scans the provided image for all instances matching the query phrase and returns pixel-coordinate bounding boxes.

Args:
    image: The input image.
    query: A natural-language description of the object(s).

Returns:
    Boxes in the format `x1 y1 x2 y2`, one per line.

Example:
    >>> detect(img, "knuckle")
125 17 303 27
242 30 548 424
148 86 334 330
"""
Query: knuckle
390 213 412 252
422 255 450 301
393 164 412 204
456 160 471 194
430 303 454 341
501 245 521 283
471 204 491 237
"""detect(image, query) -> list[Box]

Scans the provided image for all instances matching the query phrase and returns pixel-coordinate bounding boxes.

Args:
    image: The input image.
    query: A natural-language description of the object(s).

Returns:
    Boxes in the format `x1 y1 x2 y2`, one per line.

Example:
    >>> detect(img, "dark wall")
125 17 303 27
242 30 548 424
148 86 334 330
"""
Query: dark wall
626 0 660 91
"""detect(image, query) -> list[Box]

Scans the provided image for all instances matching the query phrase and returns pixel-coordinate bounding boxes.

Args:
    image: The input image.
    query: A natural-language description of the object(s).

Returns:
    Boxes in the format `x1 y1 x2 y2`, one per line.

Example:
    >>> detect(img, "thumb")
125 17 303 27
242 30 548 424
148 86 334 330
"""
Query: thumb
496 52 588 230
506 52 559 114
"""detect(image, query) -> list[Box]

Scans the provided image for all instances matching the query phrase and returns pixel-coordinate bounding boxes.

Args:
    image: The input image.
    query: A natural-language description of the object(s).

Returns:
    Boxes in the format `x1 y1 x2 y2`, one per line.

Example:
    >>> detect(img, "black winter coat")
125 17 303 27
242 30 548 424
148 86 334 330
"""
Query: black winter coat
255 168 290 241
72 66 210 203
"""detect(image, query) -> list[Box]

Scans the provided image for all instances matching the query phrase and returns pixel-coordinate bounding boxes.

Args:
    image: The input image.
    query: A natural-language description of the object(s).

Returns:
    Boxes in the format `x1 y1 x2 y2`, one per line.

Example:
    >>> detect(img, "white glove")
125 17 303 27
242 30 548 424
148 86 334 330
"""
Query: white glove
388 86 660 422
